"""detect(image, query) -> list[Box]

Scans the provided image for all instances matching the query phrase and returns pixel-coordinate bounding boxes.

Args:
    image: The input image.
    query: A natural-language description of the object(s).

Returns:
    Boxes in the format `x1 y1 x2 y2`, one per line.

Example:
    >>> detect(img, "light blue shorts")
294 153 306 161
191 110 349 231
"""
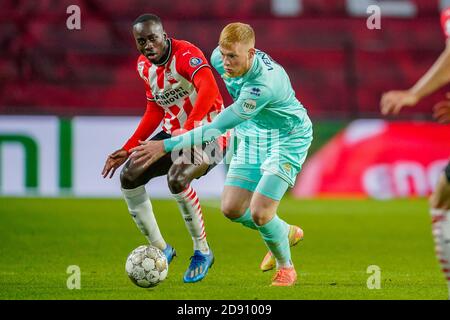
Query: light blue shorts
224 123 312 200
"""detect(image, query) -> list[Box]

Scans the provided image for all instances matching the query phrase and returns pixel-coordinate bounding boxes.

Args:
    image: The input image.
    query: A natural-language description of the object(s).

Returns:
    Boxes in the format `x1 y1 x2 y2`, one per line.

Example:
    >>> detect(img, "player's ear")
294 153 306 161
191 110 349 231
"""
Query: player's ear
163 32 167 41
248 48 256 59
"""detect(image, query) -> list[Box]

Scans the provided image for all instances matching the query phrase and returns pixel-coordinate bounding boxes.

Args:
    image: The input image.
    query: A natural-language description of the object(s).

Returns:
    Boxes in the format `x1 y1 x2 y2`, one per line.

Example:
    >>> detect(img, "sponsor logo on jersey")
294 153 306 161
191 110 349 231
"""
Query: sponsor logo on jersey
165 71 175 81
283 163 292 173
154 87 190 106
189 57 203 67
250 87 261 96
242 99 257 113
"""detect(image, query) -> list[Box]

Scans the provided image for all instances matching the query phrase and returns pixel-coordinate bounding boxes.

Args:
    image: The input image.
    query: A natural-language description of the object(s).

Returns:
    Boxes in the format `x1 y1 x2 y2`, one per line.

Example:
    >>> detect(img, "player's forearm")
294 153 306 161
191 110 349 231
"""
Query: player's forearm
409 45 450 101
123 102 164 152
164 105 243 152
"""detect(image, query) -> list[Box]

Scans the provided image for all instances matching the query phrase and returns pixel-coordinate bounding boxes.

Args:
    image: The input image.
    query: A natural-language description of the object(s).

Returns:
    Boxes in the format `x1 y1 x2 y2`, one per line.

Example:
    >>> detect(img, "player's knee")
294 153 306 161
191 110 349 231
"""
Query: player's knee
167 170 189 194
221 203 243 220
429 174 450 210
429 191 450 210
249 206 271 226
120 166 140 189
250 212 266 226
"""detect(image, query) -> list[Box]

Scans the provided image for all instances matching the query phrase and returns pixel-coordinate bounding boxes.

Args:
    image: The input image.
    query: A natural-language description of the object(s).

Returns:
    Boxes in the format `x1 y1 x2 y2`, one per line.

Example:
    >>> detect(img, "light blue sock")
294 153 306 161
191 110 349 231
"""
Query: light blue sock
257 215 292 268
230 208 257 230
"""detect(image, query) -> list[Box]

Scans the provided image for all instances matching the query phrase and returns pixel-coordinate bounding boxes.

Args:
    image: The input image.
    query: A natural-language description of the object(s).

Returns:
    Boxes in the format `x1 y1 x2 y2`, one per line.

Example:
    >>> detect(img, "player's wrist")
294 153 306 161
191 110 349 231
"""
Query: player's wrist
172 128 189 136
407 89 422 105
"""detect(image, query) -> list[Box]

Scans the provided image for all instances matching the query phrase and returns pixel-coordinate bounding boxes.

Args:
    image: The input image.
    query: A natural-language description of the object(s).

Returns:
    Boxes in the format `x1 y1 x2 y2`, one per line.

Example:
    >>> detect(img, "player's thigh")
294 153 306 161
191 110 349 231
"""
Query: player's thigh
166 139 225 193
221 185 254 219
120 153 173 189
120 131 174 189
429 171 450 210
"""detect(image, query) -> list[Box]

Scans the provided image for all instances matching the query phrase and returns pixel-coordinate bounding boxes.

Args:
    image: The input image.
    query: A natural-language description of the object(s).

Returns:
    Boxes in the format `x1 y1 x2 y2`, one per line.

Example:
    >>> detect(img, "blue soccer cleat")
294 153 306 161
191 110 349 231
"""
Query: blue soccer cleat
183 250 214 283
162 243 176 264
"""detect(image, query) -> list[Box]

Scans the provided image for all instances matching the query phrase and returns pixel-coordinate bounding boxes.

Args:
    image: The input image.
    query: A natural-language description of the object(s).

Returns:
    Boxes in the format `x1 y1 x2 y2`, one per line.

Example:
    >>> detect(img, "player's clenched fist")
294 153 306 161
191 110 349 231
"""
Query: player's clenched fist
102 149 129 178
380 90 419 115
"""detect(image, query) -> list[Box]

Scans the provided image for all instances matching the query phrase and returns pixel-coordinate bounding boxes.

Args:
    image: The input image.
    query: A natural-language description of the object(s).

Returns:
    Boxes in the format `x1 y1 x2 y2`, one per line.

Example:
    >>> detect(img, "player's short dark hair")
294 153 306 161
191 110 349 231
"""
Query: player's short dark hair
133 14 162 26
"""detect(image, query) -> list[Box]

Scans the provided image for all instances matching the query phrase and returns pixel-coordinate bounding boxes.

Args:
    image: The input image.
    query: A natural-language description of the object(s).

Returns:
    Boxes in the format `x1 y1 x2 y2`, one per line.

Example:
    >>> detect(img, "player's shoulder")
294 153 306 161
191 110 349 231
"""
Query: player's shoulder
242 77 272 100
171 38 205 57
136 54 149 78
210 47 222 69
136 54 148 65
441 6 450 20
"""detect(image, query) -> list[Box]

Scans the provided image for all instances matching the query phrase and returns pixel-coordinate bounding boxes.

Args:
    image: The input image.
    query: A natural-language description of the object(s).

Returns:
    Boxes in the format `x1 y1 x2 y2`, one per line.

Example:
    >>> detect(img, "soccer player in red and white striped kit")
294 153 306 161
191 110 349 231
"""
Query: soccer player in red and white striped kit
381 7 450 299
102 14 226 283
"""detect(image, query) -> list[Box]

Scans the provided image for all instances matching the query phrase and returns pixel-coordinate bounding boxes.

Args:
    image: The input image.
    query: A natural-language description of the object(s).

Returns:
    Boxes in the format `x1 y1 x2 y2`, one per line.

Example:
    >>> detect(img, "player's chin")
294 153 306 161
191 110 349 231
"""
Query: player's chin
146 53 160 63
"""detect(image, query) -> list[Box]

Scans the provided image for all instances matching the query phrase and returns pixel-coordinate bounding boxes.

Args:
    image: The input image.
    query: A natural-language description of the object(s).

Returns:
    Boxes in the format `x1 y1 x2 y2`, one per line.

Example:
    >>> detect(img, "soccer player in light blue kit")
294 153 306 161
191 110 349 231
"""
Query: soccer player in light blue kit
130 22 313 286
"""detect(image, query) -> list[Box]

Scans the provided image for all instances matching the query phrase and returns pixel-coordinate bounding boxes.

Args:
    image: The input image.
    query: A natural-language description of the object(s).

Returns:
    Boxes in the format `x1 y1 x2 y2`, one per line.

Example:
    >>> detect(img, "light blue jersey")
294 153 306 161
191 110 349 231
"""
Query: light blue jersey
210 47 310 140
210 47 313 188
163 47 313 193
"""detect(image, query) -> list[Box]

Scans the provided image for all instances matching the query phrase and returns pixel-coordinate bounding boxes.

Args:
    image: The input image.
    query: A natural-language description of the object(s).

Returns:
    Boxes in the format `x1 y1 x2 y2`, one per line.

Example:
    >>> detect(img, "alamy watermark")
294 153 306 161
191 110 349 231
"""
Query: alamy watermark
366 265 381 289
367 5 381 30
168 127 292 168
66 265 81 289
66 5 81 30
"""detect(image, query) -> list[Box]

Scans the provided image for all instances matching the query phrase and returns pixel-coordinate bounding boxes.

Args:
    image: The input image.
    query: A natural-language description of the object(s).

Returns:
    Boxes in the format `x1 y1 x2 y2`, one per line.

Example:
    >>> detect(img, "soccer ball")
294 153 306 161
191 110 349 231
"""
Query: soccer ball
125 245 168 288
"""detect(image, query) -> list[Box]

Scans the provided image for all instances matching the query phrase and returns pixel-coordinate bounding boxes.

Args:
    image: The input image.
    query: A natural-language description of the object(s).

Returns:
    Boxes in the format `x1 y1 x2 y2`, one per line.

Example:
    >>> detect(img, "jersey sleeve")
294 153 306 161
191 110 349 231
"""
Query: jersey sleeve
210 47 224 74
183 67 221 130
441 7 450 39
175 45 211 81
136 57 155 102
230 83 272 120
122 100 164 153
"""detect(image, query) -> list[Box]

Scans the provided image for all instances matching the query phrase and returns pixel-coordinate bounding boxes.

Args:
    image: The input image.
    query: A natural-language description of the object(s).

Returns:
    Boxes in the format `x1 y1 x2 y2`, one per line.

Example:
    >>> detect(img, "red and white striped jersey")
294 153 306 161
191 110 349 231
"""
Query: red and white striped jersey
441 7 450 39
136 38 224 133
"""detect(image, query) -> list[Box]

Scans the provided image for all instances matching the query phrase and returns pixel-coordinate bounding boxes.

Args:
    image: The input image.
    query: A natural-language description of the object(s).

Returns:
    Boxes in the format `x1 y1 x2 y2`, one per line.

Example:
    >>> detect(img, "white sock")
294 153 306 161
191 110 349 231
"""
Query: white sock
430 209 450 299
122 186 166 250
172 185 209 254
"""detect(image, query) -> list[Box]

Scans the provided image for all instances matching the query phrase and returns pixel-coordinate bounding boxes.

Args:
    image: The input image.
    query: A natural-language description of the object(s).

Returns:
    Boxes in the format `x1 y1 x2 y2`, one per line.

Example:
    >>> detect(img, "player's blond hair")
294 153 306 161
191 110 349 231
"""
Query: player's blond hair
219 22 255 48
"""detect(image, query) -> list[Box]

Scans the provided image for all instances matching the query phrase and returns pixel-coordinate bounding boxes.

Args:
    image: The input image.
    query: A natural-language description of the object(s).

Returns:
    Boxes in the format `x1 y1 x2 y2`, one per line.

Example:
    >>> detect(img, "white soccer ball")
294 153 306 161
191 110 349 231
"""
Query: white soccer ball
125 245 168 288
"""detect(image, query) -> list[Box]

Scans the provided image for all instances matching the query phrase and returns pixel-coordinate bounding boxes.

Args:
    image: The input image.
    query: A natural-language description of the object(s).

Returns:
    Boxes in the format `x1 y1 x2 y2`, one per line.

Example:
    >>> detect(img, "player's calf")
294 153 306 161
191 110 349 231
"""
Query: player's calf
260 225 304 272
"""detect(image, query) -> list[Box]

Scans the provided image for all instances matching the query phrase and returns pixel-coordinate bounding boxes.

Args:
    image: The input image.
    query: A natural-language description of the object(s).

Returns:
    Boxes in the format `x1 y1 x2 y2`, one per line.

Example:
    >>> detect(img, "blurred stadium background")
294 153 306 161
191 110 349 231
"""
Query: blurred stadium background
1 0 449 199
1 0 450 300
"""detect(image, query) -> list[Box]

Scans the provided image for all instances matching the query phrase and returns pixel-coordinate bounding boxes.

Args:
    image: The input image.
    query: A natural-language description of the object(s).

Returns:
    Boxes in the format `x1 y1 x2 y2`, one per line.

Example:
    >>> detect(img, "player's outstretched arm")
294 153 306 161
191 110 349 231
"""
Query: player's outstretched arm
129 104 245 168
381 40 450 116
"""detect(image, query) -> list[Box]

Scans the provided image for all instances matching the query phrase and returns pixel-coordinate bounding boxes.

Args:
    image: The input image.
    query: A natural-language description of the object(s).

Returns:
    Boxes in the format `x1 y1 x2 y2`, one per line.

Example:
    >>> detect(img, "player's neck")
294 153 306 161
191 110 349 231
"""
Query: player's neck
154 39 171 66
241 56 255 77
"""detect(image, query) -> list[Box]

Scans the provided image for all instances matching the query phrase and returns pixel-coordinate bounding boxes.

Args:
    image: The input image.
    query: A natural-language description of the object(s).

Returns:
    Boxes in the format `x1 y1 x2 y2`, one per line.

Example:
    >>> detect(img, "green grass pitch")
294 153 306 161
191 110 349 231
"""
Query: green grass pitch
0 196 447 299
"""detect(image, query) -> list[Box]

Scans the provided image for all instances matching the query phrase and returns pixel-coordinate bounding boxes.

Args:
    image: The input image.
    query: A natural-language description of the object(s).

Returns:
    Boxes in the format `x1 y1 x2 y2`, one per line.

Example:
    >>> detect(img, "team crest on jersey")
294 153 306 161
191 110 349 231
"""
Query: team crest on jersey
189 57 203 67
242 99 256 113
165 71 175 81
